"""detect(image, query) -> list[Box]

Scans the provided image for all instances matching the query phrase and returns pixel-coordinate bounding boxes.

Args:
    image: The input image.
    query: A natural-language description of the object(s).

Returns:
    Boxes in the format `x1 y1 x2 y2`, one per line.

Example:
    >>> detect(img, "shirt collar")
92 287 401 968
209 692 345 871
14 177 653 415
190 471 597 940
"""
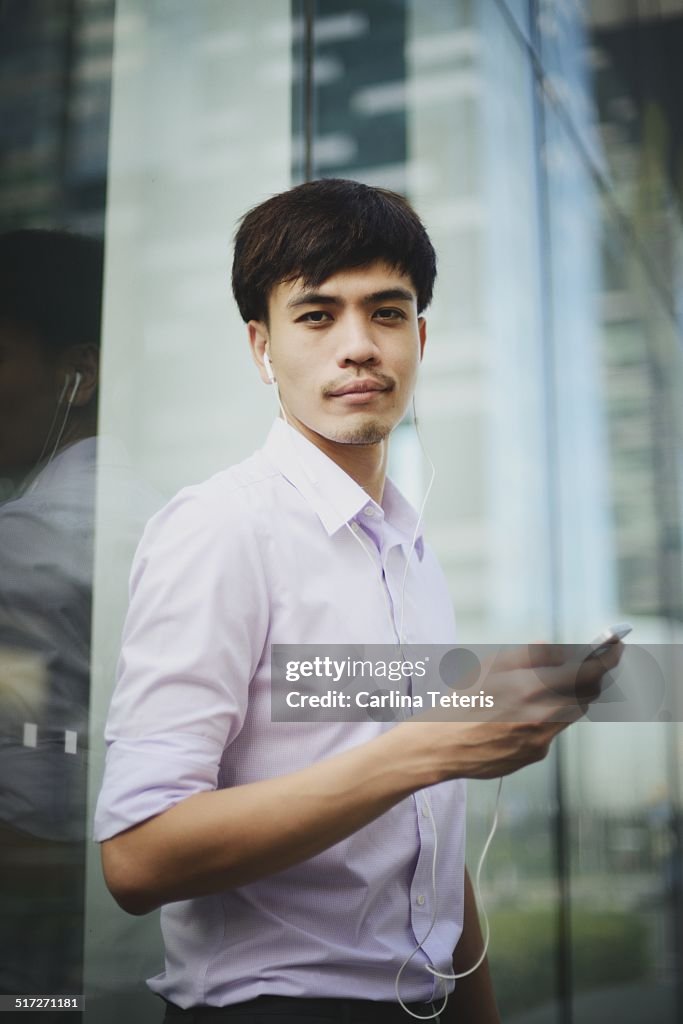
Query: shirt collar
261 418 424 559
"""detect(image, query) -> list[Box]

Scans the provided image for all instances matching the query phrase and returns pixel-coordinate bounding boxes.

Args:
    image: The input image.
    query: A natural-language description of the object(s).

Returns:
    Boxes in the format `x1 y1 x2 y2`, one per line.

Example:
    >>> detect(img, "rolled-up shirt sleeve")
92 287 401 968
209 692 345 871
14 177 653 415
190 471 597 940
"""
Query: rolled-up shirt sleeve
94 481 269 841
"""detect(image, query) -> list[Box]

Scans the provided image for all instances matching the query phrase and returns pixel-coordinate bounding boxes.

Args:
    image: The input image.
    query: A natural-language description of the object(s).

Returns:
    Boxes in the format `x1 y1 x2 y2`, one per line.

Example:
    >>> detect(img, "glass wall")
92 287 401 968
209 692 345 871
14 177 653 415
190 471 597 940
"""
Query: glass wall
83 3 293 1019
1 2 681 1022
537 4 683 1022
0 2 113 1018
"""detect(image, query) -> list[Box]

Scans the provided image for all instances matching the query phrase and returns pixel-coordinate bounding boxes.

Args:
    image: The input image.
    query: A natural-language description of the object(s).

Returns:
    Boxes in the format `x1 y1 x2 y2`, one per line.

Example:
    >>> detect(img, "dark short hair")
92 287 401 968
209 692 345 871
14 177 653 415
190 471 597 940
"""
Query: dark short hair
232 178 437 322
0 229 104 355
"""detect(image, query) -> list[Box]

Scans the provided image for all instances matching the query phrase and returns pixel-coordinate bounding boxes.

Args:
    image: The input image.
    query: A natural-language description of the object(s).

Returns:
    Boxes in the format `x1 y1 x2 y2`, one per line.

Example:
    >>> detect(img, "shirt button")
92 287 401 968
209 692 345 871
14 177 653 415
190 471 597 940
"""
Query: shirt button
364 506 375 517
416 894 426 906
421 803 430 819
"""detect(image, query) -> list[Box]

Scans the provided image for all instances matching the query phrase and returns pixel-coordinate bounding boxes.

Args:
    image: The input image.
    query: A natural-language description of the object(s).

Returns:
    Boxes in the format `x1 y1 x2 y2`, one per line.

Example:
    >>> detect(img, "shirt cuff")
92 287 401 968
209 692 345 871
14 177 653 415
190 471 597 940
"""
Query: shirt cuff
93 732 220 841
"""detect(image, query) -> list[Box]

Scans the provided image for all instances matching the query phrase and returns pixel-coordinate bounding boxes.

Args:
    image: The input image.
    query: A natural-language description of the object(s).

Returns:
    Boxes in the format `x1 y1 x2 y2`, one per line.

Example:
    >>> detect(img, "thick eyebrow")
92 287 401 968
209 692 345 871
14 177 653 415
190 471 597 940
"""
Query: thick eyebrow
286 287 415 310
286 292 340 310
364 288 415 304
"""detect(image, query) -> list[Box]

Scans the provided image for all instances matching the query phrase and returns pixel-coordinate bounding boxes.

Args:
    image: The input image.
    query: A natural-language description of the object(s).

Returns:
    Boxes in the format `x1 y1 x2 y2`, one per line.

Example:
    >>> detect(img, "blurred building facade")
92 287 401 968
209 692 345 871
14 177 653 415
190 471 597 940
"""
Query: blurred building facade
1 1 682 1022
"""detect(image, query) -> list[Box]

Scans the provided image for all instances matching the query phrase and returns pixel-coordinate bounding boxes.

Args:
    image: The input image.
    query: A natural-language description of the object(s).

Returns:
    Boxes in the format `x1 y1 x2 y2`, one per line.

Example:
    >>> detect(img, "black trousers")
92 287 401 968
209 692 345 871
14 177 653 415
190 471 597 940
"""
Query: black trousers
161 994 441 1024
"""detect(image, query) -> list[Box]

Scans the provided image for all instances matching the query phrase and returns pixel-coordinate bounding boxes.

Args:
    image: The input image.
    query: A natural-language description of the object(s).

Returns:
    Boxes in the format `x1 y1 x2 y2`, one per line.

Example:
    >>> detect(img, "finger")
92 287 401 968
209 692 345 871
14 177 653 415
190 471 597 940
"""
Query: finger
493 642 567 673
586 638 625 669
522 661 599 709
538 643 623 710
486 670 582 722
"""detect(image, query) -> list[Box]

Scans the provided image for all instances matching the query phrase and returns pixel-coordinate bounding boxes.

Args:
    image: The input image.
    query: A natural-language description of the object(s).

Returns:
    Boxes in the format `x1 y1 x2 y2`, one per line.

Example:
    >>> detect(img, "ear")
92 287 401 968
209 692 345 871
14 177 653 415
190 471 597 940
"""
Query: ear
59 344 99 407
247 320 272 385
417 317 427 361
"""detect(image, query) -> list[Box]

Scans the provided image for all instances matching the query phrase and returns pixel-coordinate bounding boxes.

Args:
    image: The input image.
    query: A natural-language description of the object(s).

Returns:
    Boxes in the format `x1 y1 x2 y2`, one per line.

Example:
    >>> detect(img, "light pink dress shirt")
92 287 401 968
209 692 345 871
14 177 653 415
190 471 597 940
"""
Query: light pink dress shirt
94 418 466 1008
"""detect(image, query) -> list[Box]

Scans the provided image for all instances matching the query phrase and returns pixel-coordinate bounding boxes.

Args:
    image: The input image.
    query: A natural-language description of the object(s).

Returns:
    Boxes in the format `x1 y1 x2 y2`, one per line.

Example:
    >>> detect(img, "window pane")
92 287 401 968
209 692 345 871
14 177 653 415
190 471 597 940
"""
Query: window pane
82 2 292 1020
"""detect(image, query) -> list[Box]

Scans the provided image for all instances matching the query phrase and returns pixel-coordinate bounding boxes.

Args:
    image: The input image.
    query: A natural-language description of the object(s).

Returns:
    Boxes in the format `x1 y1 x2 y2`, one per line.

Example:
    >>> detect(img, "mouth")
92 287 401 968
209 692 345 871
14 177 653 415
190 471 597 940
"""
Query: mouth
326 380 392 399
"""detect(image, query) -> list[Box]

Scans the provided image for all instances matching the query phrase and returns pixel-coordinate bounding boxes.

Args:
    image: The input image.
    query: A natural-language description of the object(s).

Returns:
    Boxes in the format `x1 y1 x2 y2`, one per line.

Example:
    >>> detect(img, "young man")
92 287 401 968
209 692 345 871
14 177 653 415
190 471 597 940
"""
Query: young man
95 179 622 1023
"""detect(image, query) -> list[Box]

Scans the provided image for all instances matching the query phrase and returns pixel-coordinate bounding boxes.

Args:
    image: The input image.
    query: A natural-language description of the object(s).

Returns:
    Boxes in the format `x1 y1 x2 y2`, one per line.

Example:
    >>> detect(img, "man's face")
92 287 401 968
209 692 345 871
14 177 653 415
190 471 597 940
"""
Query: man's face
249 261 426 451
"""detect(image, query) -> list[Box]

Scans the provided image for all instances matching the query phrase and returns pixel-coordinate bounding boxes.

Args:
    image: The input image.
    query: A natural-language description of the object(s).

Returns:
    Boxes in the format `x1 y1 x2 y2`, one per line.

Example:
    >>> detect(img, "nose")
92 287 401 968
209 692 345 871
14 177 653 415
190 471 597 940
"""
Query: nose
335 313 379 367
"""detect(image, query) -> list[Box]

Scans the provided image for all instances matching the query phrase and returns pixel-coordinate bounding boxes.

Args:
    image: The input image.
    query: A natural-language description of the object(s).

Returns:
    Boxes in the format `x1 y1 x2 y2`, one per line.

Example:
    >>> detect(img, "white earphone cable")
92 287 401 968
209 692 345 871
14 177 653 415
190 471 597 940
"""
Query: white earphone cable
25 372 82 496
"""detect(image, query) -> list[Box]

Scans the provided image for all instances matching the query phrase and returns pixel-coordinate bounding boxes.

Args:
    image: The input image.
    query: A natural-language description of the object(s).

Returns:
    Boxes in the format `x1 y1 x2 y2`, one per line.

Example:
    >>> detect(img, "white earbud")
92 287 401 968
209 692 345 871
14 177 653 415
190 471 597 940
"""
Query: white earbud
66 371 82 407
263 350 276 385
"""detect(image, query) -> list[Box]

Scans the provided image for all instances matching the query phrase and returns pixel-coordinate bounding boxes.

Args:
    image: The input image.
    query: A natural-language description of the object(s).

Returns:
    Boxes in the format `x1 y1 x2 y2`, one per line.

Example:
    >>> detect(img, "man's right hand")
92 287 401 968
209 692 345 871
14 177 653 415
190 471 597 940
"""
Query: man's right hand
402 639 625 783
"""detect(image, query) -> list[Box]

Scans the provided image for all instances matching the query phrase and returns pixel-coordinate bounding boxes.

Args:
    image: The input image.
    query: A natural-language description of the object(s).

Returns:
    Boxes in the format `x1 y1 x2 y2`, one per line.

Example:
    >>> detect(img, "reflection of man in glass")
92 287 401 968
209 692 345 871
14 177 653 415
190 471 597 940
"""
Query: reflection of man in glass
95 180 622 1024
0 230 102 1001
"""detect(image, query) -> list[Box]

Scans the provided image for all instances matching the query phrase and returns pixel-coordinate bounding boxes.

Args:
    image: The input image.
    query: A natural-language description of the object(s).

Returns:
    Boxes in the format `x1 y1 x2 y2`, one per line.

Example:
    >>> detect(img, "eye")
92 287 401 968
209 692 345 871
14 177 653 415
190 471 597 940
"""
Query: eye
297 310 332 324
373 307 405 321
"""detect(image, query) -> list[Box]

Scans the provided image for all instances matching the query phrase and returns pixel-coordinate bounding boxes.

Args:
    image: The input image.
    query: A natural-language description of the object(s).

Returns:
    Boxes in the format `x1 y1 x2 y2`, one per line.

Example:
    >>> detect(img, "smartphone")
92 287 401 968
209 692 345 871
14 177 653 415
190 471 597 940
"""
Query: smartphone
588 622 633 659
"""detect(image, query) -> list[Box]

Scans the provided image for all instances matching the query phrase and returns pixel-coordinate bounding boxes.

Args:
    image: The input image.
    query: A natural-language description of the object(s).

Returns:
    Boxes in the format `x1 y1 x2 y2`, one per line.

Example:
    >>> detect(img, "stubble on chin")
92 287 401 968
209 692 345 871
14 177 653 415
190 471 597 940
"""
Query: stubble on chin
329 420 391 445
